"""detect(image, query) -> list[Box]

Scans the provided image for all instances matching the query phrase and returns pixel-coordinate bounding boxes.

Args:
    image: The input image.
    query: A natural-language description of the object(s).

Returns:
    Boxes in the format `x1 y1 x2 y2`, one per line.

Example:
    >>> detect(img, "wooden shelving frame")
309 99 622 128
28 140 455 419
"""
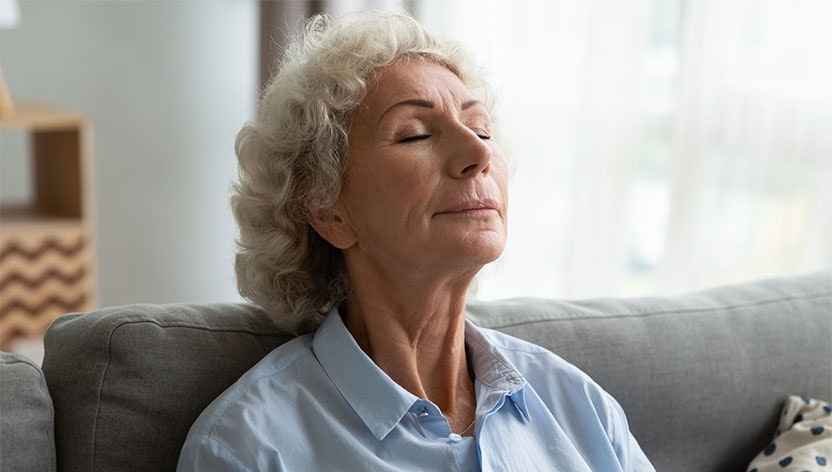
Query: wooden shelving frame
0 104 95 349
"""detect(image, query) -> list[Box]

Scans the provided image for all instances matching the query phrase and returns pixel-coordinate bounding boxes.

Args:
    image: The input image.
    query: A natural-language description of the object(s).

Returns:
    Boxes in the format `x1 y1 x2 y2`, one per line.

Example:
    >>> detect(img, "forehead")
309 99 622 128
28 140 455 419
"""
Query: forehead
362 60 474 111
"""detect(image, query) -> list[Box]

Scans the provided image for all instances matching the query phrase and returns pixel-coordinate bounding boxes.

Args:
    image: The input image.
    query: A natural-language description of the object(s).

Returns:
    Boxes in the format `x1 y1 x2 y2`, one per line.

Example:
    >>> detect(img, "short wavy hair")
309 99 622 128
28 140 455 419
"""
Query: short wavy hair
231 10 491 334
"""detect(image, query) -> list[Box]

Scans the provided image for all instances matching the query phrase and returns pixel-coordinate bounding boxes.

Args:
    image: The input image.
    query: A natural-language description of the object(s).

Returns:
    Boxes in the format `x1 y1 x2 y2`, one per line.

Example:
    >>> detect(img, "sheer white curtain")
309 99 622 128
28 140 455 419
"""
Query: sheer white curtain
657 0 832 292
415 0 832 300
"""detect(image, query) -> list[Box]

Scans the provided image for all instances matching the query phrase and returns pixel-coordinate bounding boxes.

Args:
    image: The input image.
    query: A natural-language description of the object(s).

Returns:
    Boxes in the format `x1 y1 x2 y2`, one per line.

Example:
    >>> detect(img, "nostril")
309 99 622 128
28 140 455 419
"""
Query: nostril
460 163 479 175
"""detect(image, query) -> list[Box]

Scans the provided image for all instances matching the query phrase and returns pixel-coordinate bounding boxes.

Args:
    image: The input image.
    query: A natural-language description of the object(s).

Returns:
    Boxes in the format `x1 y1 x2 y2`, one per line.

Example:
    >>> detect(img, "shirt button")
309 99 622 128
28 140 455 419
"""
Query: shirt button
448 433 462 442
418 407 428 417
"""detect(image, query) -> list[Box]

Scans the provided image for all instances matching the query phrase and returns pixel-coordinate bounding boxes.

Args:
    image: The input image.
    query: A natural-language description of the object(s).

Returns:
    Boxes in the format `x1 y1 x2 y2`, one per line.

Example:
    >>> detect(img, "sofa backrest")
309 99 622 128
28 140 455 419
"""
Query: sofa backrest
42 272 831 472
467 271 831 471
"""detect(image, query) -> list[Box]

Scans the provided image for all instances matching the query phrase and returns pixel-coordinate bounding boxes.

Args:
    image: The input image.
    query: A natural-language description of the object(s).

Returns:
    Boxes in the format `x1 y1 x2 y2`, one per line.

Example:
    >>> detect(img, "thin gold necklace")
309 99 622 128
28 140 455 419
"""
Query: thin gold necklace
454 345 476 436
455 415 476 435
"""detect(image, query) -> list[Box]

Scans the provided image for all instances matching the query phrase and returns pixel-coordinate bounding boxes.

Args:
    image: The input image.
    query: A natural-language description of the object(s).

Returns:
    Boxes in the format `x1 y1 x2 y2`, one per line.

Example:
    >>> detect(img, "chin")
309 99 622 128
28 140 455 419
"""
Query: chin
431 226 507 267
458 236 506 266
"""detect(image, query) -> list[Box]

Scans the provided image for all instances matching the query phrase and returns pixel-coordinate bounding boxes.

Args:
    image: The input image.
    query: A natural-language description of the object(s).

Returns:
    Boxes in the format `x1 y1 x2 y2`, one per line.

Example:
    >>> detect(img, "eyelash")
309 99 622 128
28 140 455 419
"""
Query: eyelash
397 131 491 144
398 134 431 143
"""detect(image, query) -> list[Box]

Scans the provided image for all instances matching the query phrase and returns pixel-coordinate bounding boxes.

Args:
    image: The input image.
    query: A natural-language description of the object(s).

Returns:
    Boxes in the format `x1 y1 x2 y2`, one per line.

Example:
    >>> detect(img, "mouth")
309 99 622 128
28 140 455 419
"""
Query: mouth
436 198 500 216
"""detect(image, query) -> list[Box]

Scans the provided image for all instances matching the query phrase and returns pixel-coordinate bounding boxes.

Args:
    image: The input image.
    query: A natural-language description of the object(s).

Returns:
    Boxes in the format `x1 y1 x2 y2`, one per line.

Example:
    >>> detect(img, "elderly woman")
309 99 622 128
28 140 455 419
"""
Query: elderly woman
178 10 654 472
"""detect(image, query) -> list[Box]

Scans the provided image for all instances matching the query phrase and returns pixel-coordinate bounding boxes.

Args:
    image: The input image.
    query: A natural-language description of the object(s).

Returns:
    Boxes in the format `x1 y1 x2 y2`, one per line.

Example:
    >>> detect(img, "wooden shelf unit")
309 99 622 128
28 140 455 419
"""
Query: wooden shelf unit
0 104 95 349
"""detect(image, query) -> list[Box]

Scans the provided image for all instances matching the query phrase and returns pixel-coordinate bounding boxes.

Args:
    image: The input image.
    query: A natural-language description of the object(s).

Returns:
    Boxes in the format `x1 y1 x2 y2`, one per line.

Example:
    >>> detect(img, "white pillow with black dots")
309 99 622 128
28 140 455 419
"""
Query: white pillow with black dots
747 395 831 472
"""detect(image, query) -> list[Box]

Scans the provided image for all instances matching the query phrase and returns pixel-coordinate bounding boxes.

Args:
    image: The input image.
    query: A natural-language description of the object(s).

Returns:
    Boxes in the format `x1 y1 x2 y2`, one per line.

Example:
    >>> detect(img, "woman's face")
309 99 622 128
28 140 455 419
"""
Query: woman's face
329 59 508 277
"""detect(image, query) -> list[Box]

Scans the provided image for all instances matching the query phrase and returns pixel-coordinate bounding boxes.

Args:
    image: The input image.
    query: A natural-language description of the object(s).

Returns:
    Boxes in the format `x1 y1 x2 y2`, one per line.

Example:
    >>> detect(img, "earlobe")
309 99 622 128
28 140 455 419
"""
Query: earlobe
309 207 357 250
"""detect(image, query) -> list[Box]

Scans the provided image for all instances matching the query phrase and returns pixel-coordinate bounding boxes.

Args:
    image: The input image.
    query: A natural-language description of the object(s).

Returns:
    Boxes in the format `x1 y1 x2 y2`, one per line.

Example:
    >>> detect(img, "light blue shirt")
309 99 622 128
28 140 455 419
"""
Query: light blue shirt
178 308 655 471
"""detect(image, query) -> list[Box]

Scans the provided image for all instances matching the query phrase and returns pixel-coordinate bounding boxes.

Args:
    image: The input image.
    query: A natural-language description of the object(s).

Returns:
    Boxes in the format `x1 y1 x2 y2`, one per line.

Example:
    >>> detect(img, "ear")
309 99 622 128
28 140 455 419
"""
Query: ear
309 205 357 250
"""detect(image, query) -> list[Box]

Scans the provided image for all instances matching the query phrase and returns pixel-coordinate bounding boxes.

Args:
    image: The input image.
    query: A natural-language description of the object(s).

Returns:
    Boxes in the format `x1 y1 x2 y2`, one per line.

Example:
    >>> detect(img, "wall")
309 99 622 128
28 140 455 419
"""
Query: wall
0 1 258 310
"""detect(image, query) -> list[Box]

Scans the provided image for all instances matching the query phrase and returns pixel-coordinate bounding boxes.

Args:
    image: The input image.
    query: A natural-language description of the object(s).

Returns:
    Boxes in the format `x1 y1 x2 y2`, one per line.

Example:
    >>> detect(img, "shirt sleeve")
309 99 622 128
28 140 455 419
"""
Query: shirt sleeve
625 431 657 472
606 393 656 472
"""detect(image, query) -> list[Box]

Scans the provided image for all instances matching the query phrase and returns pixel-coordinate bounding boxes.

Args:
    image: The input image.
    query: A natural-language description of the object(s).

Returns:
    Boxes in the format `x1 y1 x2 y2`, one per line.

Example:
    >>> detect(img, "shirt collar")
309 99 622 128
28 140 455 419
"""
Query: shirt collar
312 308 531 441
313 308 419 440
464 319 531 421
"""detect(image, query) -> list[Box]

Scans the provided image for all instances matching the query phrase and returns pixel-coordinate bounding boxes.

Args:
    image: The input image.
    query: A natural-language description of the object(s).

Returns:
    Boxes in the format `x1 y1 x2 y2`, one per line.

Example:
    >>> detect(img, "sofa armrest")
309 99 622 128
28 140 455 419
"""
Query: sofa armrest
1 351 56 472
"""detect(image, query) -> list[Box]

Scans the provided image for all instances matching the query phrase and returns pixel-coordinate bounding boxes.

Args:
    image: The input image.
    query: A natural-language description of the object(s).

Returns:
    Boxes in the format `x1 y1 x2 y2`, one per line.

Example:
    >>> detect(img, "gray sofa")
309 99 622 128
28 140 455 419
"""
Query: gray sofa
1 272 830 471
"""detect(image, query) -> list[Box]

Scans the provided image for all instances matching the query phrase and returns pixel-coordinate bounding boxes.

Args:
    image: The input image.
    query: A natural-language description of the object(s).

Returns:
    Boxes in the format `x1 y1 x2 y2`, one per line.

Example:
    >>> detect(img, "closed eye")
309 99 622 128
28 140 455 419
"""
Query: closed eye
398 134 431 143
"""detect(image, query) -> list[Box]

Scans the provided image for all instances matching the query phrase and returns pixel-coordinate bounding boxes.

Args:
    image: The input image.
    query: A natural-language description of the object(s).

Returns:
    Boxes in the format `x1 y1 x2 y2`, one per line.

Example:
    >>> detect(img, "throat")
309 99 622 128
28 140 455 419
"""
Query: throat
339 296 477 434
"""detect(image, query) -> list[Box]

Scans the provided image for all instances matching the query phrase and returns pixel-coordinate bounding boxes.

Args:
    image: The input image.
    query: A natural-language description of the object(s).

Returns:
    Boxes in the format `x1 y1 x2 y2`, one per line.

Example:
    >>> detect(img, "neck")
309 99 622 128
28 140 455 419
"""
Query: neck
341 260 478 435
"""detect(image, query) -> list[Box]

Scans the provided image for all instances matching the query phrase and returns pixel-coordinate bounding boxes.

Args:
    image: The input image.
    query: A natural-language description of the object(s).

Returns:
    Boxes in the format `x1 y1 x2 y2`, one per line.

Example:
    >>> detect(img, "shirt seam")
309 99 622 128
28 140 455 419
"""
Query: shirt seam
200 434 258 472
204 348 314 438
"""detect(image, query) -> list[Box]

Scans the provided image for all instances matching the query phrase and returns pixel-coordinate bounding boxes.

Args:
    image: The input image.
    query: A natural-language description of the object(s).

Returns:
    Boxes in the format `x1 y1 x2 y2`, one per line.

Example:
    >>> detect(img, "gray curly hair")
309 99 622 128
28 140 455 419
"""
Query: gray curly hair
231 10 490 335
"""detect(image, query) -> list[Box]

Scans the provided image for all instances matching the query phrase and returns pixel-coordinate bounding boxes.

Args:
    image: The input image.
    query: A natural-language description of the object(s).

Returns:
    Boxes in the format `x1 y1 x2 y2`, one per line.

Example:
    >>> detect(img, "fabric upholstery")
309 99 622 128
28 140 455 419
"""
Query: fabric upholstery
42 303 290 472
41 271 831 472
466 271 832 472
0 351 56 472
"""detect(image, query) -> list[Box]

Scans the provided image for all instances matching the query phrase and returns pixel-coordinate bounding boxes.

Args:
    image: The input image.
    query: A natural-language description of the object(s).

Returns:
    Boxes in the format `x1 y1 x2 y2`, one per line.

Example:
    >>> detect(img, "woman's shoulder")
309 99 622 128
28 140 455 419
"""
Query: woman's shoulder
179 332 332 469
187 333 319 432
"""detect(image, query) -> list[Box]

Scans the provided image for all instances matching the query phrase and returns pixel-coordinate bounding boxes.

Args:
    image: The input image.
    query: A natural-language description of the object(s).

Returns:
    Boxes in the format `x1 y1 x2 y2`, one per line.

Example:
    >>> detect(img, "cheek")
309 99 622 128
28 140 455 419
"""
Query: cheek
364 151 438 201
491 152 510 197
341 163 423 229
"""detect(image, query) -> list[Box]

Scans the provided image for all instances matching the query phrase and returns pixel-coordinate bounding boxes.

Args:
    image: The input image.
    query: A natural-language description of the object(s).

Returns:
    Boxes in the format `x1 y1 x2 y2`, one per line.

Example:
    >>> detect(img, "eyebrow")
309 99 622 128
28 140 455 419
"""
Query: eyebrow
376 99 483 125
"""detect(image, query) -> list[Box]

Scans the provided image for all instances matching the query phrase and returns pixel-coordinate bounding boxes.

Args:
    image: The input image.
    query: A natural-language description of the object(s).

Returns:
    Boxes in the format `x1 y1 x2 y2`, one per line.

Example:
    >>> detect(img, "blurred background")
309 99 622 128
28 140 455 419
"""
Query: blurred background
1 0 830 362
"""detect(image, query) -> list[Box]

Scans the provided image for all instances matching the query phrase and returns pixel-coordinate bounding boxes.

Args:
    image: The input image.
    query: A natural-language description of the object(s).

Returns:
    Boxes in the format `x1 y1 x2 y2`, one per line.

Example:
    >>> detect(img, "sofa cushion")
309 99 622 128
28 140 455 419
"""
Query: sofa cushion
42 303 290 472
0 351 56 472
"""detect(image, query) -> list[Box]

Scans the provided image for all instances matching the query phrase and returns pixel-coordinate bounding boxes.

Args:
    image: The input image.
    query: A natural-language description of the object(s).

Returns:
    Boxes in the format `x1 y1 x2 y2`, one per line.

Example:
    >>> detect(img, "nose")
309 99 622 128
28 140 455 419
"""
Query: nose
445 123 492 179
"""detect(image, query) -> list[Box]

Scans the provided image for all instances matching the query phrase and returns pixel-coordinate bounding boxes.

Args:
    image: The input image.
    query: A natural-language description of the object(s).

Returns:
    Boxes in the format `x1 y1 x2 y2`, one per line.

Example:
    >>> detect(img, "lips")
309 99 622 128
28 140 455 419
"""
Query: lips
436 198 500 215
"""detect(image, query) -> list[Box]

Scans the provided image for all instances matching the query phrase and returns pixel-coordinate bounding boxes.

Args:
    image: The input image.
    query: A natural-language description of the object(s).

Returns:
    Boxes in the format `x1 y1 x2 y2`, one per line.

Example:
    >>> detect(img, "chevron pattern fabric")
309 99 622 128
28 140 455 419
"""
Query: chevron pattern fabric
0 227 92 349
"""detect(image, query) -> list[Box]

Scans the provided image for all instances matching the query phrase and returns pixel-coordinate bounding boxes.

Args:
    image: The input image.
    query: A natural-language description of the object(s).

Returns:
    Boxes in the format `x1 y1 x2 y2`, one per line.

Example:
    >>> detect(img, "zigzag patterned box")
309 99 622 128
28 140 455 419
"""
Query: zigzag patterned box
0 224 93 348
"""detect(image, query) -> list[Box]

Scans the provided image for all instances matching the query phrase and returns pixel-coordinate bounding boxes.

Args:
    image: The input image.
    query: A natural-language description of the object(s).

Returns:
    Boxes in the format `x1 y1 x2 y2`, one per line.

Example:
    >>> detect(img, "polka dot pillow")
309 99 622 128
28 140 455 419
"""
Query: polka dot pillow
747 395 831 472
